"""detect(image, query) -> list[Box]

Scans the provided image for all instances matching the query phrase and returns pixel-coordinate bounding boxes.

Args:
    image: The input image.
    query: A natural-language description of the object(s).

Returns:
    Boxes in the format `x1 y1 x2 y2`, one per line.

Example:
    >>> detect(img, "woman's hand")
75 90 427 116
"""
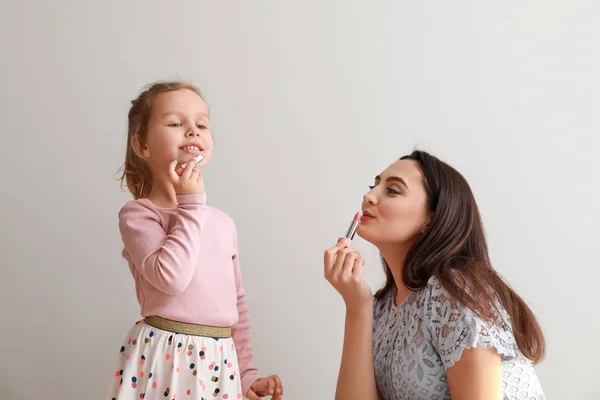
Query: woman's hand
324 238 373 309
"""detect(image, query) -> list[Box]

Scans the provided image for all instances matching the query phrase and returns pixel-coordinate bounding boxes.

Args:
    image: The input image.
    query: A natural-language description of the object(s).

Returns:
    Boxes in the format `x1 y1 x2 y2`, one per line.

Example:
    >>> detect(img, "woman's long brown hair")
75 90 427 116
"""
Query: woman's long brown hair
375 150 546 364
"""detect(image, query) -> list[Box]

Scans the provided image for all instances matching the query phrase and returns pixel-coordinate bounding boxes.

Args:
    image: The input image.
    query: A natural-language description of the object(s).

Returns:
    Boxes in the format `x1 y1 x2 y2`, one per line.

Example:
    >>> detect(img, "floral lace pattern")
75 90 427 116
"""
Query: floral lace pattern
372 276 546 400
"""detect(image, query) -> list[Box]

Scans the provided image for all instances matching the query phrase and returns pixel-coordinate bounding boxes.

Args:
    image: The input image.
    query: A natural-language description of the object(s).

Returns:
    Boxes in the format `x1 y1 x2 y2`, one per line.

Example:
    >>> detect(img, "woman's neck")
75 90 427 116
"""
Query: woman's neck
379 242 414 306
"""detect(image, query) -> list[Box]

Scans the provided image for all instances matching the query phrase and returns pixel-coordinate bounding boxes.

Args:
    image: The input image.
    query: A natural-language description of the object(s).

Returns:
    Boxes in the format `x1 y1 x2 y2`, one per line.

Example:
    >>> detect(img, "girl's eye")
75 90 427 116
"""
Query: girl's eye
197 124 207 130
168 123 182 127
368 185 375 190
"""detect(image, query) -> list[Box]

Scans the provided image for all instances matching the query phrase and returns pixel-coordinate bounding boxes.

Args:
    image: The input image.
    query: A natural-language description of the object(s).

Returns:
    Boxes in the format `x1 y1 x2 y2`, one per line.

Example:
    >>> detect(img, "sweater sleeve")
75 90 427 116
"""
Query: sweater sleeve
118 193 207 295
424 279 518 370
230 225 260 395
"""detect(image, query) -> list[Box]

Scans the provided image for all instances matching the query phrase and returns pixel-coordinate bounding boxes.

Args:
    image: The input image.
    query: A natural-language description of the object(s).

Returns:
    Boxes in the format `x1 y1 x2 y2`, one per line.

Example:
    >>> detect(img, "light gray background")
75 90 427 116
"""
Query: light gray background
1 1 598 399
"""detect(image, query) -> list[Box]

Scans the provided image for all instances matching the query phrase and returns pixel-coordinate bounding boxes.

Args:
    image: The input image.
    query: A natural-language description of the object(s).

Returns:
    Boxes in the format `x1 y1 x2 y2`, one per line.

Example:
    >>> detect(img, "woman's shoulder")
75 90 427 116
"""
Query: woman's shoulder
421 275 512 320
418 275 485 309
409 275 502 333
409 275 451 309
420 274 518 364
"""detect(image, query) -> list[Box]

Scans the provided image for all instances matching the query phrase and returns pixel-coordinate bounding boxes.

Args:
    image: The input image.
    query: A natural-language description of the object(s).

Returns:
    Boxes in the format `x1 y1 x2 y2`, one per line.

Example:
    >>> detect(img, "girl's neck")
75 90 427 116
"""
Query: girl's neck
147 176 178 208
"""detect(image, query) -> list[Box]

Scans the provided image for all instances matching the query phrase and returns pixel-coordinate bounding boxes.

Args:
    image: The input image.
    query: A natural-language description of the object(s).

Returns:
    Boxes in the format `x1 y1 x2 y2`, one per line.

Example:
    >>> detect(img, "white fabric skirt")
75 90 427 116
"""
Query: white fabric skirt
107 320 243 400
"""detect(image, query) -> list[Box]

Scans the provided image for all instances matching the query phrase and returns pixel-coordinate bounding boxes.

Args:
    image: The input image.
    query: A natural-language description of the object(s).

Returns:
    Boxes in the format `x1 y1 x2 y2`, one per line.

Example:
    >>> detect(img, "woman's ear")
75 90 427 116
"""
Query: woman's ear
421 215 433 234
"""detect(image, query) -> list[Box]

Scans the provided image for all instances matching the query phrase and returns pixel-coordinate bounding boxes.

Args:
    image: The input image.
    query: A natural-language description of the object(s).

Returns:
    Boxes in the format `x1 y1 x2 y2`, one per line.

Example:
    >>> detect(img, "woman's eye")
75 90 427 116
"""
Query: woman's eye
368 184 400 195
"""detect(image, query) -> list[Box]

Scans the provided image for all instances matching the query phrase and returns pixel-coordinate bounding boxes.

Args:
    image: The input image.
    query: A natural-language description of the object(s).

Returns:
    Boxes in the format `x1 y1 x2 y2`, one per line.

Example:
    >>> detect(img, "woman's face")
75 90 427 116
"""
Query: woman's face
358 159 431 247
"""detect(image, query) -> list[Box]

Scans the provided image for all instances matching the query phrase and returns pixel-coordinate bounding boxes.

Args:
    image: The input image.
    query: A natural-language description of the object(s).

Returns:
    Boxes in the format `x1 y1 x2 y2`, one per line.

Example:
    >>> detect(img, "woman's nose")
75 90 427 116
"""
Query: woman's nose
363 188 377 206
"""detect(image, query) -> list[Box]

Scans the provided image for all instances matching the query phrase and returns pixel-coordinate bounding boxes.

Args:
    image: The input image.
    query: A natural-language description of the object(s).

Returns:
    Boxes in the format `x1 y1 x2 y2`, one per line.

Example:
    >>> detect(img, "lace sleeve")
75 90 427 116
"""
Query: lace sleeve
425 279 518 370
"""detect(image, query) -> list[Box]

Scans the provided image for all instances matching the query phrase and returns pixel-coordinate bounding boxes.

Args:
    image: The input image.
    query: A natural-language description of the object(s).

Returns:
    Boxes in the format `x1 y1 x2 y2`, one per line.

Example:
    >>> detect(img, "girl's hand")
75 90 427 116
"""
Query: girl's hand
324 238 373 309
246 375 283 400
169 159 204 195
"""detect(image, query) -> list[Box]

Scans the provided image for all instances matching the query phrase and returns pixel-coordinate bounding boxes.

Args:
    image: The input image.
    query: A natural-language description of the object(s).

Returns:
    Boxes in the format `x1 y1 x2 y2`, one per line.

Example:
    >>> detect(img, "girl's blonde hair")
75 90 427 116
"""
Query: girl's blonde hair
120 81 204 199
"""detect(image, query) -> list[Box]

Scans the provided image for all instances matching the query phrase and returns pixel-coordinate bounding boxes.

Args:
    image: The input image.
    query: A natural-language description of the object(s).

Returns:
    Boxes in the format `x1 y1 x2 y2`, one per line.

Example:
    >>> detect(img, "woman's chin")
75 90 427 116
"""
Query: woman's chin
356 229 375 245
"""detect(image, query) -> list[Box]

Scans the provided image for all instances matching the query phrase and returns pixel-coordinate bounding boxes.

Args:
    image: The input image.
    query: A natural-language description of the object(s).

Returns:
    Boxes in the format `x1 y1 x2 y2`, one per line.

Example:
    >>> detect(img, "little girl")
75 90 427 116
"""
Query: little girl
108 81 282 400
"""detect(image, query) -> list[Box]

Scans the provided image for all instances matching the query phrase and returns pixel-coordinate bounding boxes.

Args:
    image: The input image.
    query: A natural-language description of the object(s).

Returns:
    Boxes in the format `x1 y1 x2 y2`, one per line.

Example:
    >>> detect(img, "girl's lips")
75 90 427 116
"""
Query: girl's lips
180 148 201 155
179 143 204 154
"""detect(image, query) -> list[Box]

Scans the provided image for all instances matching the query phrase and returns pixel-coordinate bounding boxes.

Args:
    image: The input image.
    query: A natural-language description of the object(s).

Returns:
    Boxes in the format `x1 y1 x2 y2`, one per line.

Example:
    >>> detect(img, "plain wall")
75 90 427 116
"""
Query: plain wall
1 1 598 399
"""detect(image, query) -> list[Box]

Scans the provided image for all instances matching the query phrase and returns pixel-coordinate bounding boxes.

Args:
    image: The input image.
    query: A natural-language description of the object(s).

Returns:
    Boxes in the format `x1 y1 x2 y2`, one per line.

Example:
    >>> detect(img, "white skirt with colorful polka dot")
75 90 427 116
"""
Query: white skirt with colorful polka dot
106 320 243 400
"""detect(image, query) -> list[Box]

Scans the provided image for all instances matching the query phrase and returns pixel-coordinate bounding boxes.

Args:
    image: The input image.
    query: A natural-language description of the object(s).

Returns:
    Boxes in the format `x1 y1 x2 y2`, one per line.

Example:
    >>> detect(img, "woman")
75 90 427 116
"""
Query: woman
324 150 546 400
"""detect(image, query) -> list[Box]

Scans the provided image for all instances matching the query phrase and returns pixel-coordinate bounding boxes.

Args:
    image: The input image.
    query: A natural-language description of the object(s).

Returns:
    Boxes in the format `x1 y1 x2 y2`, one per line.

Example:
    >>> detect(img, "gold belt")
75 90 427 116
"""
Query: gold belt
144 316 232 338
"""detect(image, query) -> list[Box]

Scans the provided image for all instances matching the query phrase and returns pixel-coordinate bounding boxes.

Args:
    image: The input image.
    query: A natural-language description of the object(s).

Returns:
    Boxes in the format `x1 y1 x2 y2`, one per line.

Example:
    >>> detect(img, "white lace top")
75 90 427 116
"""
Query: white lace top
372 276 546 400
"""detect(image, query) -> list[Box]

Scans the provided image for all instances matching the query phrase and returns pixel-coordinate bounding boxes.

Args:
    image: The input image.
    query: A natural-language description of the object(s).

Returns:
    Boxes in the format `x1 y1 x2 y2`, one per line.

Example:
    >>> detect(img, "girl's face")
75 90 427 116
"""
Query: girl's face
134 89 214 174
